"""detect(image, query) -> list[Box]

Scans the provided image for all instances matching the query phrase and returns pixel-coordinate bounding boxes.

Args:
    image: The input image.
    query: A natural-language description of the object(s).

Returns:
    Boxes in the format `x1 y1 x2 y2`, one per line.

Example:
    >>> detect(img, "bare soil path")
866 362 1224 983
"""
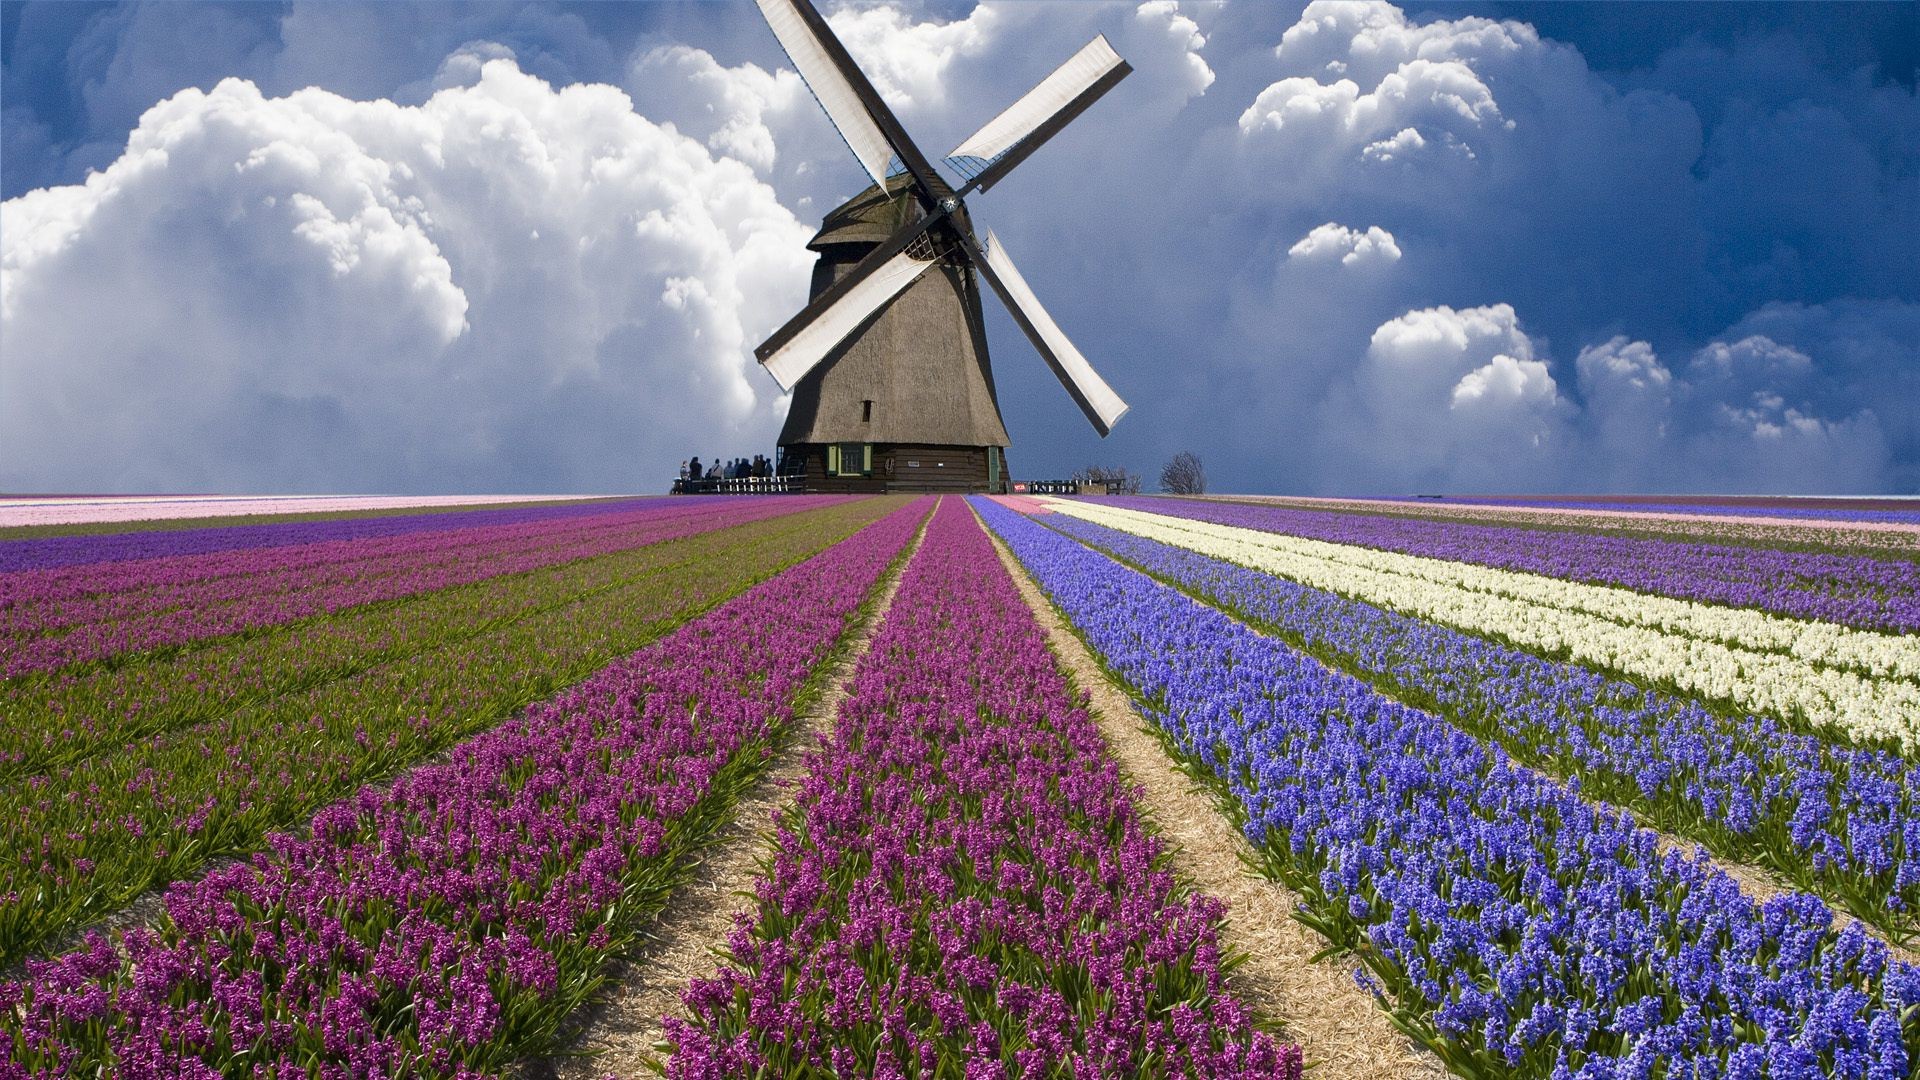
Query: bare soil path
978 509 1446 1080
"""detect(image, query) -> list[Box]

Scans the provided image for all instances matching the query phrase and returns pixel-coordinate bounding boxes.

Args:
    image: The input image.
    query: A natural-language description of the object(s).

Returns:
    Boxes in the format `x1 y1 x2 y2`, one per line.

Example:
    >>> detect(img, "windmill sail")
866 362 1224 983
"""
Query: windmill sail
754 0 896 187
973 230 1129 436
757 248 934 391
946 36 1130 193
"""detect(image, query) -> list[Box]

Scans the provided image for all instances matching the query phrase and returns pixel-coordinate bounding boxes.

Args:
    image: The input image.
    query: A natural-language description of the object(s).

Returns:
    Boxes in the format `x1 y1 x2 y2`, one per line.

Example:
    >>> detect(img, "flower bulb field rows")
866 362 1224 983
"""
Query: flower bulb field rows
0 494 613 531
1031 511 1920 942
1100 496 1920 633
3 489 1917 1077
2 497 849 676
1192 495 1920 557
974 497 1919 1078
1044 499 1920 751
667 499 1303 1077
0 499 853 783
2 498 930 1076
0 496 900 968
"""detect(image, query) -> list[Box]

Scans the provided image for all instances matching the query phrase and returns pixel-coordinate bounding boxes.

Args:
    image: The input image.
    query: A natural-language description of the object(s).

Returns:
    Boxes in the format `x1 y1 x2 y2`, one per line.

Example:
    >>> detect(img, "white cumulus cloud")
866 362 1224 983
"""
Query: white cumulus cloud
1134 2 1215 97
1287 222 1401 266
1327 302 1572 488
626 44 810 175
1240 1 1523 159
825 1 1001 112
1450 353 1556 410
0 57 815 493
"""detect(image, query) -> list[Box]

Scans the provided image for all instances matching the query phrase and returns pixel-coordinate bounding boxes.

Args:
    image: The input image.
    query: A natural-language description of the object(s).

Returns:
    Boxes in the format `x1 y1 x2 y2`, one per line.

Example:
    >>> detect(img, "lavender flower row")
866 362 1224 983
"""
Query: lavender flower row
1040 510 1920 940
0 496 672 573
1420 496 1920 526
0 499 929 1077
667 499 1302 1078
0 499 905 968
976 498 1918 1078
2 498 843 677
1106 496 1920 634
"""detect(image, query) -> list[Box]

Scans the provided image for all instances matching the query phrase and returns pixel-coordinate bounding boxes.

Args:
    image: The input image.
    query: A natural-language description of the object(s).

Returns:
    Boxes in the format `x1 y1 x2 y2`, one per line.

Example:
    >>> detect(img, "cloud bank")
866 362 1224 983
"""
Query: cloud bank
1 56 812 492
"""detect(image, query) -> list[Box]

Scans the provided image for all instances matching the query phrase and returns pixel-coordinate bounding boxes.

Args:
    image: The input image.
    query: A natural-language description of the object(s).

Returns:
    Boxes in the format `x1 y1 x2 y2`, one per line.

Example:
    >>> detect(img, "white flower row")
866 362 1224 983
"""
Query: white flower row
1045 499 1920 750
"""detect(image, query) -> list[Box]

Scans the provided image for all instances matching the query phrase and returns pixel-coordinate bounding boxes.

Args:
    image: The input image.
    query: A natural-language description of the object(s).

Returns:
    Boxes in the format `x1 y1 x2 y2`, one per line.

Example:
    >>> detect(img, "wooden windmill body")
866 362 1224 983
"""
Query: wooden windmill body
778 177 1010 492
752 0 1132 493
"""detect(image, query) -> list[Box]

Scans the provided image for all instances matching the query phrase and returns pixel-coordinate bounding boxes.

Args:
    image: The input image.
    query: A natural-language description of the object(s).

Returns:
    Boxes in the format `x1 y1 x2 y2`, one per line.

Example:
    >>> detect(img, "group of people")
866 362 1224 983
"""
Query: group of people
680 454 776 481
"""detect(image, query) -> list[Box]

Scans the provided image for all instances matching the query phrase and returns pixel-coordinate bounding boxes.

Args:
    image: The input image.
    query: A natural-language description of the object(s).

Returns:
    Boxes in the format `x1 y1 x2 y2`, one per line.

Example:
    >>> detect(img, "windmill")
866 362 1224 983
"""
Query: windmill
753 0 1131 493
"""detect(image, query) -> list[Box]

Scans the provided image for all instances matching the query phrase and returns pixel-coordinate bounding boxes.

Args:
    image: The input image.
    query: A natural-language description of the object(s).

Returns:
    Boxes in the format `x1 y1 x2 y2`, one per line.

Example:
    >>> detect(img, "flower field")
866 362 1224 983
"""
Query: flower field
2 491 1916 1077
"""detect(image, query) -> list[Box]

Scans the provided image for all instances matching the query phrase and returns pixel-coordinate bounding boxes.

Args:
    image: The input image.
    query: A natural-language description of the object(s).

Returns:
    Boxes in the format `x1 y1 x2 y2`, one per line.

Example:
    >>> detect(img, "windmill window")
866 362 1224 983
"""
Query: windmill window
829 442 872 476
861 400 873 422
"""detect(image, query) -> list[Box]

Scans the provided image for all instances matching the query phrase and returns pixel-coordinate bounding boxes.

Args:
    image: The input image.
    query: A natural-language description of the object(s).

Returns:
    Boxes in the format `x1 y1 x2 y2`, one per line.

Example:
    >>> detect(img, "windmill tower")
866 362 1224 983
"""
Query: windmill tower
753 0 1132 493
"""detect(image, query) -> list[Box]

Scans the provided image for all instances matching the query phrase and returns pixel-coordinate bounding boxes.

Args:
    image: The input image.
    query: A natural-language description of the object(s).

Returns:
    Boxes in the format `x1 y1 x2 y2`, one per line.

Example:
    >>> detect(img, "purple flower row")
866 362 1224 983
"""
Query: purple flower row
1039 511 1920 940
1103 495 1920 633
668 498 1303 1079
0 498 902 969
0 499 929 1077
4 500 705 619
1 498 843 677
0 497 671 574
1415 496 1920 526
977 498 1918 1078
2 500 746 611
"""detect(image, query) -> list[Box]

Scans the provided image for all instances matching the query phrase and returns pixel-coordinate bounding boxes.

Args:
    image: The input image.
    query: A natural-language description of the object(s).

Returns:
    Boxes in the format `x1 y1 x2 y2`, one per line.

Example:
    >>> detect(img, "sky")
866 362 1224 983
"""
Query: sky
1 0 1915 496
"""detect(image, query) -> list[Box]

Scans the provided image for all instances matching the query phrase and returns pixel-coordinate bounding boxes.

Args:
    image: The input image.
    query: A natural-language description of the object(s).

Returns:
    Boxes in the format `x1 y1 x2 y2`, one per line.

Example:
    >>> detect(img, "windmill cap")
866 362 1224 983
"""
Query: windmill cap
808 173 964 252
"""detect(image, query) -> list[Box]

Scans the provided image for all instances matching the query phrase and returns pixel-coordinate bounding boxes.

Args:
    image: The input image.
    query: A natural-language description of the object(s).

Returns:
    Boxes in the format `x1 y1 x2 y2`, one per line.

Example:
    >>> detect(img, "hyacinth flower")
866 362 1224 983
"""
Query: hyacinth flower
668 498 1303 1079
0 495 690 572
976 497 1918 1080
1102 495 1920 634
1032 510 1920 944
0 497 900 970
0 499 928 1076
1044 499 1920 753
0 495 848 676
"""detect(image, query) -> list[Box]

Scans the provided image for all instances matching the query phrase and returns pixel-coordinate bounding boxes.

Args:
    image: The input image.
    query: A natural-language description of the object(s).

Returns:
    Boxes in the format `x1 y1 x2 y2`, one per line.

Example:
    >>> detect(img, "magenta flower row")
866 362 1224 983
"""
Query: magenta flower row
0 499 928 1077
667 498 1304 1079
1 497 844 677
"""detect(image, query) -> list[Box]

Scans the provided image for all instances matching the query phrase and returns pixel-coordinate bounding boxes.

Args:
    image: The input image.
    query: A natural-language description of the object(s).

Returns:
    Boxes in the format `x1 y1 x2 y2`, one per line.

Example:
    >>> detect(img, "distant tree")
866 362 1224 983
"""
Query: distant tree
1159 451 1206 495
1072 463 1142 495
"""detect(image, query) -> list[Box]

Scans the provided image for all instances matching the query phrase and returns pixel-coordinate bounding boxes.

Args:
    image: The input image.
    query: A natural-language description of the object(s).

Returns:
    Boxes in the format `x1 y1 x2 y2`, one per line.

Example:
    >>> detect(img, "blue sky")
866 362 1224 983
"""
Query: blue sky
2 0 1915 495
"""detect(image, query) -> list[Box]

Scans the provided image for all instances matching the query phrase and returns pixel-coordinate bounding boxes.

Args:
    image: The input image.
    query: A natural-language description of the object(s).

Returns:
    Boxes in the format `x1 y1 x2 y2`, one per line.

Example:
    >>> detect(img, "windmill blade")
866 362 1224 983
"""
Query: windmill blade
754 0 950 203
757 245 936 392
946 36 1131 195
754 0 896 187
968 229 1129 436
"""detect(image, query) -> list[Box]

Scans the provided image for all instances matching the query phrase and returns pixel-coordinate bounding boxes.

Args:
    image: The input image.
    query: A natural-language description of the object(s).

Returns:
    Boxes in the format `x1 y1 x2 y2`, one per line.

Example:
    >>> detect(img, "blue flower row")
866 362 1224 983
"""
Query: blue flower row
1036 509 1920 943
972 498 1918 1080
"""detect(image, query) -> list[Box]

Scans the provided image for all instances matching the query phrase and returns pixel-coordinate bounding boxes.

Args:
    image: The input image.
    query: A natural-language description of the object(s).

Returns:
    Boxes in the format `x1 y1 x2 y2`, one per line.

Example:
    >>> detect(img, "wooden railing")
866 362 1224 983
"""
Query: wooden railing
671 476 804 495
